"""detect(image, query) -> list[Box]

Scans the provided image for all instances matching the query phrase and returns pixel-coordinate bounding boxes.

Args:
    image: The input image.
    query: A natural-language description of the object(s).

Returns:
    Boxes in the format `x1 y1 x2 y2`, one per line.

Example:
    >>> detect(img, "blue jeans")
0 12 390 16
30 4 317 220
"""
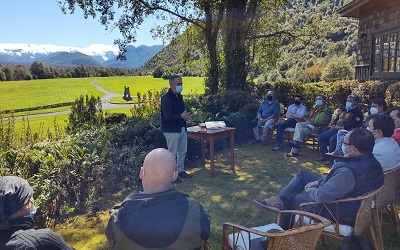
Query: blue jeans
275 118 297 146
318 129 338 157
278 169 320 229
335 129 348 152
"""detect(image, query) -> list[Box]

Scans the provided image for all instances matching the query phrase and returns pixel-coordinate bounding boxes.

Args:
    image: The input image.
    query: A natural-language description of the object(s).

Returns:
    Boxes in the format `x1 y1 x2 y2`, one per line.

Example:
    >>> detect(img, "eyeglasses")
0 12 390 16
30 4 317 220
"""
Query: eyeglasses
343 142 352 146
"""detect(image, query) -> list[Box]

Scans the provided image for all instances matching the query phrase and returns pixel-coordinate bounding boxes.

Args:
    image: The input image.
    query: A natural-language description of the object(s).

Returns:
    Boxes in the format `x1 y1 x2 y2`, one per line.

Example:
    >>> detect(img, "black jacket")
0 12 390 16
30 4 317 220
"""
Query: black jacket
161 89 186 132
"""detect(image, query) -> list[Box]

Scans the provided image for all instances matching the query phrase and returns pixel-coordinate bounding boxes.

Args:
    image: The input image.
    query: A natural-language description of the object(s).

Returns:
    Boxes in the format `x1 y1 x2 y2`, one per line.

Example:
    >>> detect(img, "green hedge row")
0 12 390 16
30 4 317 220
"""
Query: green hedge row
1 102 75 114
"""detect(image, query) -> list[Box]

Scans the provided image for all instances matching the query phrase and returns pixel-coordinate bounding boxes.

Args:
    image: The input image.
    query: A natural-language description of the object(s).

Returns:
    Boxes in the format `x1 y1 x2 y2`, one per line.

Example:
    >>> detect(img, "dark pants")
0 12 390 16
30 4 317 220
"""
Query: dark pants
278 169 320 229
275 118 297 146
318 129 338 157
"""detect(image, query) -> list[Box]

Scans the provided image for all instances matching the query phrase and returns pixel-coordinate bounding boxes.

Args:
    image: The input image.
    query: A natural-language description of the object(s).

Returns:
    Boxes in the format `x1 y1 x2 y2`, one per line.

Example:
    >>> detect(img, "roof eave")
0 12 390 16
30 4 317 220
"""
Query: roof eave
336 0 371 18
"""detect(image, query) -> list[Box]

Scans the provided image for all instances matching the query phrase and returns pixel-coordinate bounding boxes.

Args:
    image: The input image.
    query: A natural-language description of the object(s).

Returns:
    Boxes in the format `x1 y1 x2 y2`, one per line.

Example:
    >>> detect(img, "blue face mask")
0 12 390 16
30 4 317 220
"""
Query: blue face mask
315 100 323 106
175 85 183 94
29 206 37 218
341 144 348 157
345 101 352 110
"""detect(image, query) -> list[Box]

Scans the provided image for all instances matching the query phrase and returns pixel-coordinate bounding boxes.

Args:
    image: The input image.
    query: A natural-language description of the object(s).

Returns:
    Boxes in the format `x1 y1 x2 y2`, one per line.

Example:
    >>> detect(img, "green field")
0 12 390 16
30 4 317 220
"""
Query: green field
1 76 205 134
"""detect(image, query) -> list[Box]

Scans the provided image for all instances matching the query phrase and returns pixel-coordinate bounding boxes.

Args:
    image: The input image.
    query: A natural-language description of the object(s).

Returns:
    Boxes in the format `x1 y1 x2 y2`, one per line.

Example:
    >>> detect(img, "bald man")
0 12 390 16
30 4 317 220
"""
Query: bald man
105 148 210 250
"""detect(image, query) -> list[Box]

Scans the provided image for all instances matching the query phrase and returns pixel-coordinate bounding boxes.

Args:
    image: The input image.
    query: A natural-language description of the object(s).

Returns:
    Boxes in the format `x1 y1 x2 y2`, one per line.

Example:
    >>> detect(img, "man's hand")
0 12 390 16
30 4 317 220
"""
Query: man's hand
305 181 319 192
181 110 191 121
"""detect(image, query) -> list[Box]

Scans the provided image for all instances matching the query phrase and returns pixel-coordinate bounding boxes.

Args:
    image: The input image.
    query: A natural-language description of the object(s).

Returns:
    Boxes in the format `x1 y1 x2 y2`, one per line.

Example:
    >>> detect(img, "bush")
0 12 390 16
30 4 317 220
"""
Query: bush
386 82 400 108
321 56 354 82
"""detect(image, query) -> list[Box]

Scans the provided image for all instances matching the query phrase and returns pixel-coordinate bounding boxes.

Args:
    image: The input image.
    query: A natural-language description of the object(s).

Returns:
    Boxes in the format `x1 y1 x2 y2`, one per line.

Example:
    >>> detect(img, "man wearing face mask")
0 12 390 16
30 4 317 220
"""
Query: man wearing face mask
161 75 192 184
317 95 363 163
327 98 388 158
367 114 400 172
270 94 307 151
252 91 281 146
0 176 73 249
389 107 400 146
286 95 332 157
253 128 384 230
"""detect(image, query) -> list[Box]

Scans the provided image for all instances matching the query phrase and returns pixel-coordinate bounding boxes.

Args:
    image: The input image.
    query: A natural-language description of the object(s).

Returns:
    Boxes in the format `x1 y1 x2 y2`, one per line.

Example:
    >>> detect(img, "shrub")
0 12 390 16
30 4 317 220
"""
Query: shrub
386 82 400 107
353 80 389 106
66 95 104 133
321 56 354 82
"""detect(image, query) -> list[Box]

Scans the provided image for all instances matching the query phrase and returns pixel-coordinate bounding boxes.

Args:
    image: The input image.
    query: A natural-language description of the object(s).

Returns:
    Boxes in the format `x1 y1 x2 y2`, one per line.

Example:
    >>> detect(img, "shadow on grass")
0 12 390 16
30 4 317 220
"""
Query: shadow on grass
56 141 400 249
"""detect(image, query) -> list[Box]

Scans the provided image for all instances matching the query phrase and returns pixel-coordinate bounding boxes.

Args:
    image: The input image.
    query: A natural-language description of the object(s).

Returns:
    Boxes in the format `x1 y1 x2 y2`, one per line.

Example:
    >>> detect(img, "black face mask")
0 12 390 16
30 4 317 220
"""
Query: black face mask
267 96 273 101
294 101 301 105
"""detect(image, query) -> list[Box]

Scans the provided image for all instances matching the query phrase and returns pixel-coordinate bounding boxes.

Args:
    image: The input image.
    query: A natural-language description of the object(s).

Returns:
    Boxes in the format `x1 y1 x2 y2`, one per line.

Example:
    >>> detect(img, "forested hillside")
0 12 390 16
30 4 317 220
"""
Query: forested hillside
135 0 357 83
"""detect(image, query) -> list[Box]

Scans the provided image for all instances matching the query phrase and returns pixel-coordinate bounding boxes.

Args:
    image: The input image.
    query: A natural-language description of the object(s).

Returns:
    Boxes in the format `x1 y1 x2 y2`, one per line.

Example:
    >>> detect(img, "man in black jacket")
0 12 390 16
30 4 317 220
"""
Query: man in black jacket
0 176 73 250
161 75 192 183
105 148 211 250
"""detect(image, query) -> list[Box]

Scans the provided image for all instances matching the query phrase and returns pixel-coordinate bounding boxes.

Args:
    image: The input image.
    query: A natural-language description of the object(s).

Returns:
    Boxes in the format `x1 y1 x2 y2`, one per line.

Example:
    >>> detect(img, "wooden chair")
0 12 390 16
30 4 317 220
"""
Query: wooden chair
373 167 400 249
299 187 382 250
222 210 331 250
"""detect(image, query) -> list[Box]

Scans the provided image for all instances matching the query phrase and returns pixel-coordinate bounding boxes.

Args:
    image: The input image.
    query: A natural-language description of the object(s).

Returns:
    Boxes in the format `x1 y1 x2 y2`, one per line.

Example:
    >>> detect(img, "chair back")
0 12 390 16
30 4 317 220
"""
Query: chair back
375 167 400 210
353 187 382 235
223 210 330 250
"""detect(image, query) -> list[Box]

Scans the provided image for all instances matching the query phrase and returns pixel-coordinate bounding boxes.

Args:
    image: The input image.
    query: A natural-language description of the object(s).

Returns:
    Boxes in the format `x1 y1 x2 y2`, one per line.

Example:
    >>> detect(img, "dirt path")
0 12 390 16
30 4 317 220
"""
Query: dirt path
10 81 134 120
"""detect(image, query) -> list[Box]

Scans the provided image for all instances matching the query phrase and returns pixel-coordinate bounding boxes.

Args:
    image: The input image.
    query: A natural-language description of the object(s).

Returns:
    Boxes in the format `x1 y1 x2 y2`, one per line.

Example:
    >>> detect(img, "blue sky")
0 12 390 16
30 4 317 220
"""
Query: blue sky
0 0 164 47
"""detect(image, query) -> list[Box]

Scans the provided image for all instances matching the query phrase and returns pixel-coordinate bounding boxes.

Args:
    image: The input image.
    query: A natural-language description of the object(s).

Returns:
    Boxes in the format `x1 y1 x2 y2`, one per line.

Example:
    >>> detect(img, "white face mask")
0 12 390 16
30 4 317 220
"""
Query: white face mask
370 107 379 115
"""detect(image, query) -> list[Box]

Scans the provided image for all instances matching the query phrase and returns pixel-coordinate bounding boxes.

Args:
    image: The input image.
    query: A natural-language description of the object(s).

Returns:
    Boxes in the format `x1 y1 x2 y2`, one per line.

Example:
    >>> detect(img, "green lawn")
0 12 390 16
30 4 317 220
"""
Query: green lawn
54 141 400 250
93 75 205 96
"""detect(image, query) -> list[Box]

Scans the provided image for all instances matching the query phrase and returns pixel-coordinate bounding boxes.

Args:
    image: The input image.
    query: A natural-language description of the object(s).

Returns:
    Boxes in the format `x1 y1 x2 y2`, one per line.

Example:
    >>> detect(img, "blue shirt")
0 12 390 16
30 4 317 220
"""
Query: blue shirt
286 103 307 121
257 100 280 119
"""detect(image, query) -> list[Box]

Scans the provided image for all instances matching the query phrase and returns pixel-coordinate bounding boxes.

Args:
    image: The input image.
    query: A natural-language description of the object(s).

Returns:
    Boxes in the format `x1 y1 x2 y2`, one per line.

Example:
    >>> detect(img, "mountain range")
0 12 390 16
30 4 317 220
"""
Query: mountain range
0 43 164 68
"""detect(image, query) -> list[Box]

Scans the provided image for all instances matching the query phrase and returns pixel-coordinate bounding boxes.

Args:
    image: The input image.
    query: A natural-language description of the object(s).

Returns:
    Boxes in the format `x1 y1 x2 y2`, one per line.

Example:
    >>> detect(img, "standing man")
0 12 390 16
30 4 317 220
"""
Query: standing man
286 95 332 157
271 94 307 151
252 91 281 146
161 75 192 183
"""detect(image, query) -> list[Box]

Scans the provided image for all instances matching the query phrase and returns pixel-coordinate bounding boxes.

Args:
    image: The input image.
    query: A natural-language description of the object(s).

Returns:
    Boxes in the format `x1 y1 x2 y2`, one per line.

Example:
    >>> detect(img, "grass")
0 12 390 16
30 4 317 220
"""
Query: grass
53 140 400 250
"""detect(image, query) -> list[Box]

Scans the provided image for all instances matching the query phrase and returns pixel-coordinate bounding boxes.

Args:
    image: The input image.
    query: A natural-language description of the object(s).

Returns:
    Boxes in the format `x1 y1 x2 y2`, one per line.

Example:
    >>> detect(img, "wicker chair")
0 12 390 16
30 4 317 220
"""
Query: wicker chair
373 167 400 250
299 187 382 250
222 210 331 250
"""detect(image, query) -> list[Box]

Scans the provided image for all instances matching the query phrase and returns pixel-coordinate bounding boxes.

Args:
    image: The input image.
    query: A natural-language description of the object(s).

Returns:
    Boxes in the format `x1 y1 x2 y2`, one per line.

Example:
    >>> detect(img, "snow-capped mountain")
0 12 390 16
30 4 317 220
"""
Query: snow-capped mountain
0 43 164 68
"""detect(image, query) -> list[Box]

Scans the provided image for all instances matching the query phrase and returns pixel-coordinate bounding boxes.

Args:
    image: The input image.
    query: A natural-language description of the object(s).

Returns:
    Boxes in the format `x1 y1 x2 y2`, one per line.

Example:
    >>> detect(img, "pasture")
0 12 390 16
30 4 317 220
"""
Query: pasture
0 76 205 134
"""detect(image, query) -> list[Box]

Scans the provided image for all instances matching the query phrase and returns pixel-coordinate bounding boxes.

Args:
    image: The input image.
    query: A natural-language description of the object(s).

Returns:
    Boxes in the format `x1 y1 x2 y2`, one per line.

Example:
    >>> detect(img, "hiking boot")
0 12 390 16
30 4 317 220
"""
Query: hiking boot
286 152 299 157
253 195 283 213
289 140 301 148
273 145 283 151
178 171 193 179
172 178 182 184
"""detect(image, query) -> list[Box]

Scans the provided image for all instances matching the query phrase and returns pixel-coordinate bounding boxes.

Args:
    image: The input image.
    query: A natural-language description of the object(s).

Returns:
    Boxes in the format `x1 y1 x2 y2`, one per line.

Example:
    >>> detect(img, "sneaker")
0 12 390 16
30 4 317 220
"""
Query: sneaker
288 140 301 148
286 152 299 157
273 145 283 151
261 141 268 146
172 178 182 184
325 151 344 157
253 195 283 213
178 171 192 179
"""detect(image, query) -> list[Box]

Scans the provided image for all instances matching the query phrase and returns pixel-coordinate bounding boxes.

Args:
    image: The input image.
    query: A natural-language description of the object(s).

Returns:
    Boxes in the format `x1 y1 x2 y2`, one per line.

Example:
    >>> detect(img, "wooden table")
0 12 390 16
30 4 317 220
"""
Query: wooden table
187 126 235 177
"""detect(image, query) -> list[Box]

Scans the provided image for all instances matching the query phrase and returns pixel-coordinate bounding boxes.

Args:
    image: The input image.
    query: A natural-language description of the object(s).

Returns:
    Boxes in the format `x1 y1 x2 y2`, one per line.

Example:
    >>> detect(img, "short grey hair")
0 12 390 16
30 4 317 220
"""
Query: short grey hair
169 75 182 85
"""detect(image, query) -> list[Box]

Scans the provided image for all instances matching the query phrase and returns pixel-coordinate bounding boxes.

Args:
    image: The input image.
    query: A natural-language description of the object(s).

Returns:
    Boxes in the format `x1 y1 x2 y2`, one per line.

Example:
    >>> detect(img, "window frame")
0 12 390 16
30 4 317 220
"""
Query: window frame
371 26 400 79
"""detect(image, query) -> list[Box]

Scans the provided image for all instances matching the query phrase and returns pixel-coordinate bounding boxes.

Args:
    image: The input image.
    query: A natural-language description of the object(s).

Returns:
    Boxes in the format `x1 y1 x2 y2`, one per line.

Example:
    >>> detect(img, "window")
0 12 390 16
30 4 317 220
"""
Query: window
372 27 400 78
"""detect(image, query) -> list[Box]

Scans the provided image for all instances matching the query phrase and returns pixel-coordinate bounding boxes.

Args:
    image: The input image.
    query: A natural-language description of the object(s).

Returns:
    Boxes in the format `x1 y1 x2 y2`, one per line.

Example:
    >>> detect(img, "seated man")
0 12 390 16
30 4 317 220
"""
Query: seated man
317 95 363 163
271 94 306 151
252 91 280 146
286 94 332 157
253 128 384 229
105 148 210 250
0 176 73 250
328 98 388 157
367 114 400 171
390 106 400 146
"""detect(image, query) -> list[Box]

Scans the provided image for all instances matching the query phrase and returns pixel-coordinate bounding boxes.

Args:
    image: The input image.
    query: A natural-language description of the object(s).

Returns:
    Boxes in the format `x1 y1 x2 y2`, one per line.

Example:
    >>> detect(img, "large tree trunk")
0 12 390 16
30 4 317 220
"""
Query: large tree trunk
224 0 247 91
204 7 220 94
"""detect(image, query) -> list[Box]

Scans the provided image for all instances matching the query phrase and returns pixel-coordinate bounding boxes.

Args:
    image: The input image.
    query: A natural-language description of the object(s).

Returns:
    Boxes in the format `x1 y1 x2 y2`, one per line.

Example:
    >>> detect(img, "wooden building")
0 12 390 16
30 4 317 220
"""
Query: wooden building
337 0 400 81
